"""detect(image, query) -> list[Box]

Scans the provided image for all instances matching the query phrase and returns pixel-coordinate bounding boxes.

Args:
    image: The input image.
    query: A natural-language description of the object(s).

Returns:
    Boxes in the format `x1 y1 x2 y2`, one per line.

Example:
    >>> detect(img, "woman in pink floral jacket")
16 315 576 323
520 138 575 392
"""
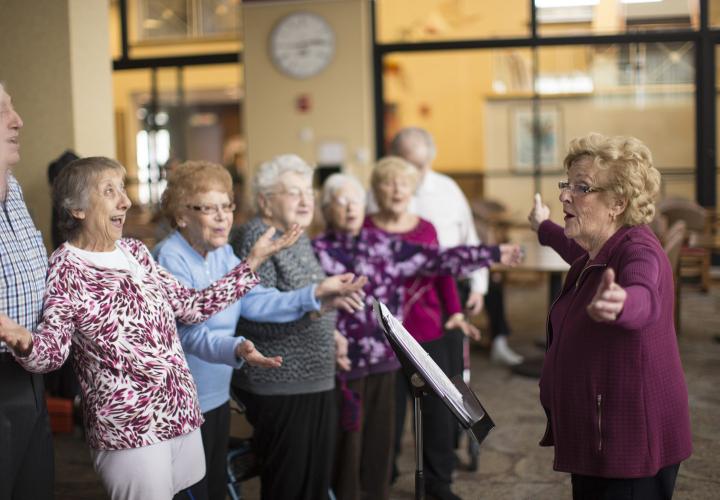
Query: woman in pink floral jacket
0 157 299 500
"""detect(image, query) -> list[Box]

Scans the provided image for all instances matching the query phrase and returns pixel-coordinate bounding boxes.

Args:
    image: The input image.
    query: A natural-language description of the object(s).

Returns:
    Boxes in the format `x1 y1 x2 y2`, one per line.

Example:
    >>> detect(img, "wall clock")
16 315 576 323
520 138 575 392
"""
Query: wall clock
269 12 335 79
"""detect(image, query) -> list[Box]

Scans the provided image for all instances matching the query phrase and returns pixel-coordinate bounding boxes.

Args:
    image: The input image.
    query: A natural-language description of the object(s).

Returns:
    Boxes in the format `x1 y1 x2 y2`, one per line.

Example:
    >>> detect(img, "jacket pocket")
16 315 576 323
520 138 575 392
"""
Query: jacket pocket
596 393 603 453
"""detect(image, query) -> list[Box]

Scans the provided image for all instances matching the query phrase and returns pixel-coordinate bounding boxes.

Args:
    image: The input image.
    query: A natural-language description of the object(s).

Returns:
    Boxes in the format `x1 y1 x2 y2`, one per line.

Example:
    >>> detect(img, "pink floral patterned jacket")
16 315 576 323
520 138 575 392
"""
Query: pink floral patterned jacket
15 238 259 450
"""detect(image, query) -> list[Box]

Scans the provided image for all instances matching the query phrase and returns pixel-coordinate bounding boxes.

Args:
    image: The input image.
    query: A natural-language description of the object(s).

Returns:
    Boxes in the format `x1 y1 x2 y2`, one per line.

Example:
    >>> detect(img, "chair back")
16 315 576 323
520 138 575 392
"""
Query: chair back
662 220 686 334
657 198 708 234
663 220 687 274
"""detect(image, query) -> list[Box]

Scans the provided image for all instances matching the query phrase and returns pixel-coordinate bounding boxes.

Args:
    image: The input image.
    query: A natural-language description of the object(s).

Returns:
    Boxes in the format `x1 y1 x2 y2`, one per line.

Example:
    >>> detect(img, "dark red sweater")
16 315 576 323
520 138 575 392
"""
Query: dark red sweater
538 221 692 478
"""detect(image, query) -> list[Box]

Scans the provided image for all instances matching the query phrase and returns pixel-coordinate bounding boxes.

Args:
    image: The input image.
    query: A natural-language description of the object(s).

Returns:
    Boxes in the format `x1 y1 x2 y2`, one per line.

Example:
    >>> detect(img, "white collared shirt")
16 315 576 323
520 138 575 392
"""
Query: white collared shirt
367 169 488 294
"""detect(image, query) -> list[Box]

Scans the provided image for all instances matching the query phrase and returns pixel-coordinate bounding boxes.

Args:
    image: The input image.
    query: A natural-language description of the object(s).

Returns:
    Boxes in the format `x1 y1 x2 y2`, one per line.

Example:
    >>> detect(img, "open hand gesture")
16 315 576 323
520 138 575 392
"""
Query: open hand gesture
235 339 282 368
587 268 627 323
0 314 33 356
528 193 550 232
317 274 367 313
499 244 523 266
246 224 303 271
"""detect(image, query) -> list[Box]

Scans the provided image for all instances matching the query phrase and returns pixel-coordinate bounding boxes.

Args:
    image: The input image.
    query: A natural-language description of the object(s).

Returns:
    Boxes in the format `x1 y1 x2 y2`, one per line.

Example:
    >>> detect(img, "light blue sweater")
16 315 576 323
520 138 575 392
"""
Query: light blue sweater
154 231 321 413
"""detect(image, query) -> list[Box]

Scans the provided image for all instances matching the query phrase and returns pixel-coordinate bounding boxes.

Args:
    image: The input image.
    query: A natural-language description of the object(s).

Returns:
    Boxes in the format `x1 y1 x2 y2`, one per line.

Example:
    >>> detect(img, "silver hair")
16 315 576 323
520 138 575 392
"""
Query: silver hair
321 173 366 207
389 127 437 162
252 154 314 210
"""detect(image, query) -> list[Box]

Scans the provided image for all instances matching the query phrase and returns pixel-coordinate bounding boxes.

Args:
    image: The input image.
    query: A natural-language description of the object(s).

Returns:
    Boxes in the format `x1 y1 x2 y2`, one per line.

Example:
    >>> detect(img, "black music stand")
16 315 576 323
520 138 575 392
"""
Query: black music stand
373 301 495 500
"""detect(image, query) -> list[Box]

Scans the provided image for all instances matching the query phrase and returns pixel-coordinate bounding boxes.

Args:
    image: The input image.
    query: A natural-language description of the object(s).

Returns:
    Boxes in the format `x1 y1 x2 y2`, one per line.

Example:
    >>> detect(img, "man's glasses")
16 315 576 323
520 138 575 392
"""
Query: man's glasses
558 181 603 196
186 203 236 215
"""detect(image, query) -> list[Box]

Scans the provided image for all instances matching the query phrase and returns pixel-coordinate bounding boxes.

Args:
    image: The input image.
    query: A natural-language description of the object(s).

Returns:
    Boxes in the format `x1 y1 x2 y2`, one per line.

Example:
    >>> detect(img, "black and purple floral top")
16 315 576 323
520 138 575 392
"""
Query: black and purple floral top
312 227 499 380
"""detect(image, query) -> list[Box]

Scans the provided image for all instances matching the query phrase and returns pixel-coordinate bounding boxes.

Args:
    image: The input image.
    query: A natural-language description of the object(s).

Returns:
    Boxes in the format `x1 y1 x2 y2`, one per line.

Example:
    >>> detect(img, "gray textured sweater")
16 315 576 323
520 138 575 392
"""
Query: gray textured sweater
230 217 336 395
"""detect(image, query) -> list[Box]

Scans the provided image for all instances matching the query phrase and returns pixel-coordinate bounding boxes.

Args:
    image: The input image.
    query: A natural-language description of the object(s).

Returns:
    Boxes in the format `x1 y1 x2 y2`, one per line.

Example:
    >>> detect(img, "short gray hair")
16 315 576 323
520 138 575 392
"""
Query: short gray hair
52 157 126 241
252 154 314 210
389 127 437 163
321 173 366 207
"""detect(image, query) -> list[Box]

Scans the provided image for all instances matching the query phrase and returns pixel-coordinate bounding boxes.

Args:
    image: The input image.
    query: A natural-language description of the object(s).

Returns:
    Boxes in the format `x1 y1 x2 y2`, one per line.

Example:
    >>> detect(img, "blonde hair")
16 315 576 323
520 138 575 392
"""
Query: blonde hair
564 133 660 226
161 161 233 228
371 156 420 192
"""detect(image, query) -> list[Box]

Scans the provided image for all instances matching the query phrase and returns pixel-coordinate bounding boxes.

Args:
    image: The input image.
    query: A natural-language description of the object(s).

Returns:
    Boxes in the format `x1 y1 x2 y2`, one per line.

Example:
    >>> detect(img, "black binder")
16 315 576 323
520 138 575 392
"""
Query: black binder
373 300 495 445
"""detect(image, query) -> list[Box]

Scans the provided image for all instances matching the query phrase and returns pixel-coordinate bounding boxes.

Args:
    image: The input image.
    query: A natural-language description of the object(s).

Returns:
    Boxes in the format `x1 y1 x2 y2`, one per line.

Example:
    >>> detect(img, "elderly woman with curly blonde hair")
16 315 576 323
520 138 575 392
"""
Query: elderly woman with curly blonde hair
528 133 691 500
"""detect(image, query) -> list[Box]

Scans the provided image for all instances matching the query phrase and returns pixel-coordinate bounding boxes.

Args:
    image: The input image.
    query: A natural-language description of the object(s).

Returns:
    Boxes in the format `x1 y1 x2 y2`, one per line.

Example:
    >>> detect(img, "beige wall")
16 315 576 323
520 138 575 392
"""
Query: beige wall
242 0 374 184
0 0 113 247
69 0 115 159
484 90 696 219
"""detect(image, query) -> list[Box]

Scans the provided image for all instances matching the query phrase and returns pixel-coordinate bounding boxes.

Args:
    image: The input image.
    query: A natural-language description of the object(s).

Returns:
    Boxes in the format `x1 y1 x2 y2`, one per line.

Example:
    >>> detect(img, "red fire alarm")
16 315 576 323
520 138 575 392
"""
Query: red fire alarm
296 94 312 113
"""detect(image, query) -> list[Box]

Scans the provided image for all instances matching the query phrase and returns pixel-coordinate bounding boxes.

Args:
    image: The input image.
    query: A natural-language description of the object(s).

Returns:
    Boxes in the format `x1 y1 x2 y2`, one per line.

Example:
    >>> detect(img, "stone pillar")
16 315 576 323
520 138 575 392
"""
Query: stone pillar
0 0 114 246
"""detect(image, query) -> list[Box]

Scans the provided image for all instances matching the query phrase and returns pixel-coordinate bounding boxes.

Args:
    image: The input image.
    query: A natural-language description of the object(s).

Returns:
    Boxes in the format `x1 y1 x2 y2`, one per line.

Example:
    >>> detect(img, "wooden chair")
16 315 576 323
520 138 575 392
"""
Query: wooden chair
662 220 687 334
657 198 712 292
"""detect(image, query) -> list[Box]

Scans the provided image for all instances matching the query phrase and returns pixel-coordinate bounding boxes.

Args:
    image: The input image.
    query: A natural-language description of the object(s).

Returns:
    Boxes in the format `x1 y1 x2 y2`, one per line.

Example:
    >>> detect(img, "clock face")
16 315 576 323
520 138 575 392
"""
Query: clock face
269 12 335 79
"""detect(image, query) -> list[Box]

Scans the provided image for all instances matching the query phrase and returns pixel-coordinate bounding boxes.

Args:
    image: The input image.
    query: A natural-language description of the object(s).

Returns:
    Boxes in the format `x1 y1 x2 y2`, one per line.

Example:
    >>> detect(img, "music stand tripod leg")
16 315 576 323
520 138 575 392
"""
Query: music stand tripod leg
411 373 426 500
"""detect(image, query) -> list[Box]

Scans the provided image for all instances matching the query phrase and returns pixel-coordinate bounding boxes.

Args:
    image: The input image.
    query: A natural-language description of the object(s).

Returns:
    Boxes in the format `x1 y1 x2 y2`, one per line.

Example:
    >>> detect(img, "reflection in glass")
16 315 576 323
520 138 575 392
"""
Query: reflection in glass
138 0 190 41
381 44 695 216
537 0 699 36
376 0 530 42
135 0 241 41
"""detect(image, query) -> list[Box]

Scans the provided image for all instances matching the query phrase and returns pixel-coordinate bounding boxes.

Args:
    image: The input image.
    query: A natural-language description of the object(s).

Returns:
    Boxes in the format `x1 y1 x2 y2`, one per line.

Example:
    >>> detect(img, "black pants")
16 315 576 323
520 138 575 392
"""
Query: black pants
571 463 680 500
485 273 512 339
394 336 458 490
0 358 55 500
182 402 230 500
333 371 396 500
233 387 336 500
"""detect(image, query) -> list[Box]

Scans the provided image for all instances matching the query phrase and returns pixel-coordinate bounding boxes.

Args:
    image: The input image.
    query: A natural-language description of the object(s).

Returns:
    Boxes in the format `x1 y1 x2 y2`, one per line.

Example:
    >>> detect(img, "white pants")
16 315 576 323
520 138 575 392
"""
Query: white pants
91 428 206 500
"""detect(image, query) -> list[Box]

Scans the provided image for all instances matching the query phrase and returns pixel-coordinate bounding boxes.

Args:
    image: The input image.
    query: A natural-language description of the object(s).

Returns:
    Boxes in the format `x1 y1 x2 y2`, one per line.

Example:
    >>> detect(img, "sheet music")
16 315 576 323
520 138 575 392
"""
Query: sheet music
375 301 471 422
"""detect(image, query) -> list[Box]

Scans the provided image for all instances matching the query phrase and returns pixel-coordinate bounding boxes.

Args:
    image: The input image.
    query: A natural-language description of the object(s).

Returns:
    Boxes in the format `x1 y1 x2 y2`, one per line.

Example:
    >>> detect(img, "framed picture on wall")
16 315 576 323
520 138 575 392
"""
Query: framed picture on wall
511 107 562 172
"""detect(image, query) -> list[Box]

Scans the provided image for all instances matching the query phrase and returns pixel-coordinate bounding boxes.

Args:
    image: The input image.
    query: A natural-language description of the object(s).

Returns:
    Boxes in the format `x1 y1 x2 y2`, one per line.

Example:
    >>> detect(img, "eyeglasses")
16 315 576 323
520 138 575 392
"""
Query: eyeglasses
269 187 315 200
186 202 236 215
558 181 603 196
333 195 363 208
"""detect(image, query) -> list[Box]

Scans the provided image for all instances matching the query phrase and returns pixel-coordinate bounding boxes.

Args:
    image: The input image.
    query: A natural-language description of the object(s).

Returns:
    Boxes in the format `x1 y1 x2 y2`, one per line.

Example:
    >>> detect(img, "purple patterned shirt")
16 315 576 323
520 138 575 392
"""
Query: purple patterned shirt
312 227 499 380
15 238 260 450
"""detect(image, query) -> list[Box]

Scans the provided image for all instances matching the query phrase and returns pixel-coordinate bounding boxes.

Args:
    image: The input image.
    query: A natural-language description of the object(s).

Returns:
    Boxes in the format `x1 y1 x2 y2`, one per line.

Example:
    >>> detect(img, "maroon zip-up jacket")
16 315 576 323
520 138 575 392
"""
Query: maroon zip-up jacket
537 220 692 478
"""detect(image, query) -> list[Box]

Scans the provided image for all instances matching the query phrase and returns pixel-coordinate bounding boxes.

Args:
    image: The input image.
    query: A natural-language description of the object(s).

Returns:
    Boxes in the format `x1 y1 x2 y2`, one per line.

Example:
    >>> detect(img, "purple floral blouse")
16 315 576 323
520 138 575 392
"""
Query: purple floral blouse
312 227 499 380
15 238 260 450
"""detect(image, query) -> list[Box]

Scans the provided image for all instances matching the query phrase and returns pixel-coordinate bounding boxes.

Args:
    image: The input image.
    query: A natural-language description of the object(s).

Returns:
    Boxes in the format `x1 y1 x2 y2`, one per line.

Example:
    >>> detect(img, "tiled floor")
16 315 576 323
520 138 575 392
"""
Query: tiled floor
52 277 720 499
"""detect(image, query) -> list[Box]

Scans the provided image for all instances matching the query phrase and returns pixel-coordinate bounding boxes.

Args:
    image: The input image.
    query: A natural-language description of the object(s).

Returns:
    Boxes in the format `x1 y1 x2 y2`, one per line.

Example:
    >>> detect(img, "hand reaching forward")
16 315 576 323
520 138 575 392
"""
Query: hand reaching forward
444 313 481 341
464 292 485 316
0 314 33 356
587 268 627 323
235 339 282 368
499 244 523 266
317 273 367 313
528 193 550 232
245 224 303 271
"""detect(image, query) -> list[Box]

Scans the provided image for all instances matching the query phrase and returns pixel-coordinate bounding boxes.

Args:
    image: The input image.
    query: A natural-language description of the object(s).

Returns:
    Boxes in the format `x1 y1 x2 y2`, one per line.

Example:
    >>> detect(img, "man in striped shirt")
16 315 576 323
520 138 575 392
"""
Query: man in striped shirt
0 82 54 499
